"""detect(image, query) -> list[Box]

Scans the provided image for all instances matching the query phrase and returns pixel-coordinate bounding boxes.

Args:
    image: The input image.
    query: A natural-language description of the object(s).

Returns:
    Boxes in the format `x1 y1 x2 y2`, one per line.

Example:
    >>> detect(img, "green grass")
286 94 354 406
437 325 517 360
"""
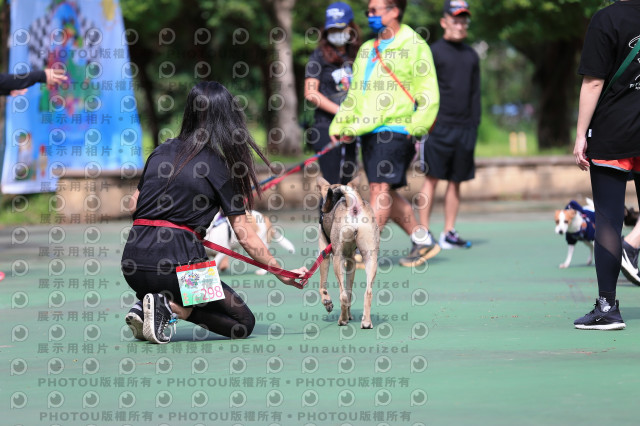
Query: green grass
0 193 52 227
476 115 571 158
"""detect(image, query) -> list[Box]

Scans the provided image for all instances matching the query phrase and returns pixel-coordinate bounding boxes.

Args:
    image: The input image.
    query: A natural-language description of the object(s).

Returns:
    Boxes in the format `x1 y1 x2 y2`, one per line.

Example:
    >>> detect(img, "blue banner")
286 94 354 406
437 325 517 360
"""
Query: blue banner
2 0 143 194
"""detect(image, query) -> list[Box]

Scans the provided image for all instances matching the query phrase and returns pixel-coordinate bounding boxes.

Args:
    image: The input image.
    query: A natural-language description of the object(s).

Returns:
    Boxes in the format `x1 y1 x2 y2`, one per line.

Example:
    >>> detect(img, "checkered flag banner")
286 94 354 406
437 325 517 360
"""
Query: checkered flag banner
3 0 143 194
25 2 100 70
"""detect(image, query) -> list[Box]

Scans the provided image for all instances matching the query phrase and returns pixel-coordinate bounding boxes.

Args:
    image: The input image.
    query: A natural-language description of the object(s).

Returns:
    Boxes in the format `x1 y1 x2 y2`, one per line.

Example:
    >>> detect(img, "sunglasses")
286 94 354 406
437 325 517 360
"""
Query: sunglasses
363 6 393 17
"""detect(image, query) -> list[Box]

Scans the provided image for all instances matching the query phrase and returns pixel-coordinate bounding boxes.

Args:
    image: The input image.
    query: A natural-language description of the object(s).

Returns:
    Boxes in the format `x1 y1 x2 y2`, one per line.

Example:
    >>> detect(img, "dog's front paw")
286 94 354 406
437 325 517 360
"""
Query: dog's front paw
323 299 333 313
338 319 349 326
361 321 373 329
559 263 569 269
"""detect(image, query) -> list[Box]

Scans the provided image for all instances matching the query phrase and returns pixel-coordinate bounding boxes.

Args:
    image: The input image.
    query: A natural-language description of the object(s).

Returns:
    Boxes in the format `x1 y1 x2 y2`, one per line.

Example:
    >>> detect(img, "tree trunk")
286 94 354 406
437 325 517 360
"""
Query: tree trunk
128 43 160 150
530 39 582 150
265 0 301 156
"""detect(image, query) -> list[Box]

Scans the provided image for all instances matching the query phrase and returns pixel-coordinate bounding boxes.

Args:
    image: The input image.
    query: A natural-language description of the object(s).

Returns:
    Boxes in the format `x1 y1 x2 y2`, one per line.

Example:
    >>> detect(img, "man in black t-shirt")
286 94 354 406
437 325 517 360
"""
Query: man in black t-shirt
418 0 479 250
573 0 640 330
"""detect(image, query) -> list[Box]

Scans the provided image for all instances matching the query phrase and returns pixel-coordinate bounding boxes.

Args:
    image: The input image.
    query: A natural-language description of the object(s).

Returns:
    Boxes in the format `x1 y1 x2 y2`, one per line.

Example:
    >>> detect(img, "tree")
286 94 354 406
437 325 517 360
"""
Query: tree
120 0 183 149
260 0 301 156
473 0 604 149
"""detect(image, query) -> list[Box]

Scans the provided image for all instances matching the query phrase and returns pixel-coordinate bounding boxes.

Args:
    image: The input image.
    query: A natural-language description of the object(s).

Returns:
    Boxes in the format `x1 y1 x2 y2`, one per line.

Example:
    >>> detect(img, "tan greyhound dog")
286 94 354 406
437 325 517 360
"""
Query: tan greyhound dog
317 176 380 328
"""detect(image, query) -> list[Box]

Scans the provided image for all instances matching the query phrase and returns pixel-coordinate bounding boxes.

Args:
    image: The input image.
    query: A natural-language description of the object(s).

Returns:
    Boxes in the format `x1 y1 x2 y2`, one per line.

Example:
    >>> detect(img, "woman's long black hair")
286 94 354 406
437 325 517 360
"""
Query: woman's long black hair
172 81 269 209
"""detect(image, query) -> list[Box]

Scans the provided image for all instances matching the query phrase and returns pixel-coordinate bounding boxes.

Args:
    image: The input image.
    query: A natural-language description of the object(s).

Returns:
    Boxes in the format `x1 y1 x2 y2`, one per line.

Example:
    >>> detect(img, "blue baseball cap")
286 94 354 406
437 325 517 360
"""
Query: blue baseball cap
444 0 471 16
325 2 354 30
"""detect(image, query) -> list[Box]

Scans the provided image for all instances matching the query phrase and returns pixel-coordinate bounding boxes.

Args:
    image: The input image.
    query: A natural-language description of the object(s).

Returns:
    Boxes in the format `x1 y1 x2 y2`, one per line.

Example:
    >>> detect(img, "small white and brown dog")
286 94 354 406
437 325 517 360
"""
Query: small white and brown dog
204 210 295 275
554 198 595 269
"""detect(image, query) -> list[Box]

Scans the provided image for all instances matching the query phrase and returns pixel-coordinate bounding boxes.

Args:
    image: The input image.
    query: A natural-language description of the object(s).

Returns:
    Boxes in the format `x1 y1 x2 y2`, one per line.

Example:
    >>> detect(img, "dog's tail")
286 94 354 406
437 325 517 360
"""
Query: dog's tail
584 197 595 211
341 185 363 216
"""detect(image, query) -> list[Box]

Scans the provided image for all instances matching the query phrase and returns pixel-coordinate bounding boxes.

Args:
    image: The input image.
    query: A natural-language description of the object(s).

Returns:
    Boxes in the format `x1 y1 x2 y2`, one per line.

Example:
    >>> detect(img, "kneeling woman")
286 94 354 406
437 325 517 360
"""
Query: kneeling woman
121 81 307 343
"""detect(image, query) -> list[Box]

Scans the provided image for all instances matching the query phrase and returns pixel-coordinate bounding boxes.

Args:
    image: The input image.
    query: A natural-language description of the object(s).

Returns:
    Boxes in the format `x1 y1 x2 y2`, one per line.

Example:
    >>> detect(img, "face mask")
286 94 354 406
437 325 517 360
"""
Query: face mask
327 31 350 46
368 16 386 33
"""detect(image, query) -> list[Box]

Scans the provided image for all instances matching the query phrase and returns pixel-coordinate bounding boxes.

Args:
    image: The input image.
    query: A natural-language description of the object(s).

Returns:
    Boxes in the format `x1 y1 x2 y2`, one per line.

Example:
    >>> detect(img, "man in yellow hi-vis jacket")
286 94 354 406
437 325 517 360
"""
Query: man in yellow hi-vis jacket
329 0 440 267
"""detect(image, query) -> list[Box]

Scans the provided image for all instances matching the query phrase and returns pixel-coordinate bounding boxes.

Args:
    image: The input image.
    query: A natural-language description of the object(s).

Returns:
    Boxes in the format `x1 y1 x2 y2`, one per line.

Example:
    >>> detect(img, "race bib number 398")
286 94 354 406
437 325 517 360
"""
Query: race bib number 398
176 261 225 306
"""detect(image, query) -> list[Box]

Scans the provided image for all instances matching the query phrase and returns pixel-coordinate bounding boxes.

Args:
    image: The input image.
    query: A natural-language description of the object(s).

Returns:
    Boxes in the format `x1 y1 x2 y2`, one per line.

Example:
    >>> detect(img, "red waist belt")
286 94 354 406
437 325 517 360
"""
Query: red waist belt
132 218 331 288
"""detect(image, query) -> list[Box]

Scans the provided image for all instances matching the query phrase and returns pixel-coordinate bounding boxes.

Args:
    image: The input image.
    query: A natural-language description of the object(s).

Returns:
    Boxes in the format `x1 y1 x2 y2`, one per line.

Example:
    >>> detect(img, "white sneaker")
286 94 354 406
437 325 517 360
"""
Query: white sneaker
621 238 640 286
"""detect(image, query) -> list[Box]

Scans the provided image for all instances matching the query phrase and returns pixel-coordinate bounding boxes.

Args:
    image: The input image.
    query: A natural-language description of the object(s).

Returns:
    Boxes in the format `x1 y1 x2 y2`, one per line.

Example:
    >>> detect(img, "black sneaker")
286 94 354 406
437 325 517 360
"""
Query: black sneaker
621 238 640 286
574 298 626 330
142 293 178 344
399 233 441 267
439 229 472 249
125 300 144 340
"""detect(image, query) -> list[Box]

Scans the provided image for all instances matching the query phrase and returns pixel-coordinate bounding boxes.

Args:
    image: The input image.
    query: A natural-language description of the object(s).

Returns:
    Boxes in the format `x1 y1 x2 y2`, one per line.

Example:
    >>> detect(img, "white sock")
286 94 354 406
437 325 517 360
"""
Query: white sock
411 229 432 245
598 297 611 312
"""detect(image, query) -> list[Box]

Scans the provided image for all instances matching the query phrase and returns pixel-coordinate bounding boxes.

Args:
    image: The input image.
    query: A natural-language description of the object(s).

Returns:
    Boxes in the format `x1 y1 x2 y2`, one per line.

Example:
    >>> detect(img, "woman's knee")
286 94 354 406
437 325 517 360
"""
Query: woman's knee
231 311 255 339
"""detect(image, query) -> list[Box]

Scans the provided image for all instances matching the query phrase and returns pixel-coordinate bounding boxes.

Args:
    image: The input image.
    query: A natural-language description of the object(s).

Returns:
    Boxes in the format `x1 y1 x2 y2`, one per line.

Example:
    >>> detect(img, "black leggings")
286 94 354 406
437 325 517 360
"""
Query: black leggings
122 268 255 339
590 164 640 298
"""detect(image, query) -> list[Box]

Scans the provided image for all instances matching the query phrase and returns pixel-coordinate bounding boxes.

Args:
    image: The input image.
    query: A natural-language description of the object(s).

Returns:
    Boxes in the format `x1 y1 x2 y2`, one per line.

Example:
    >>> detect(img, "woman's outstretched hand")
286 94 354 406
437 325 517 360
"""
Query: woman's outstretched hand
277 266 309 289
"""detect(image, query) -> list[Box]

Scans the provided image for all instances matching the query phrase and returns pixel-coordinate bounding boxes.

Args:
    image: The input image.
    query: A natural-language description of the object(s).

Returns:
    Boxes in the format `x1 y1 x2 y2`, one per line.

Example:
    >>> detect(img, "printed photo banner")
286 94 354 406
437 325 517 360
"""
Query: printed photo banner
2 0 143 194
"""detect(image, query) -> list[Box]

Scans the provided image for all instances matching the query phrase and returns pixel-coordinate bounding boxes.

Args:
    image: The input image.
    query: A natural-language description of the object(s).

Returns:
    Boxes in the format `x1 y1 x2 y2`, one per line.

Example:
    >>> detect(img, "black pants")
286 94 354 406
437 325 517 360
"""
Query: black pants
123 268 255 339
590 164 640 297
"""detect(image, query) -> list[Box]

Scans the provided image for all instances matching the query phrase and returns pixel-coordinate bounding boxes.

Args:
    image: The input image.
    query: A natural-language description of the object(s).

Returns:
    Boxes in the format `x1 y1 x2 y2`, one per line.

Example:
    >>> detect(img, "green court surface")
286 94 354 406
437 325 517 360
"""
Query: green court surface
2 207 639 425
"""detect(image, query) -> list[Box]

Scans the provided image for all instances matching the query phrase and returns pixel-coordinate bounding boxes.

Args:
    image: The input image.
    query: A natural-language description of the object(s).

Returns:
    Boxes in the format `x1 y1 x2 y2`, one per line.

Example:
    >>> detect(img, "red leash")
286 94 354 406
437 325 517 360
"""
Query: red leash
255 140 342 193
132 219 331 289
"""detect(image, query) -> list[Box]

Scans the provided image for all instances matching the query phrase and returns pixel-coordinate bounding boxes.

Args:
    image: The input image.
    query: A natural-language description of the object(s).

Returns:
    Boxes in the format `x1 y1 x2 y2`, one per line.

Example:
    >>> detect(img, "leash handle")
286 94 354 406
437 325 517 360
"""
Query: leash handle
132 219 331 288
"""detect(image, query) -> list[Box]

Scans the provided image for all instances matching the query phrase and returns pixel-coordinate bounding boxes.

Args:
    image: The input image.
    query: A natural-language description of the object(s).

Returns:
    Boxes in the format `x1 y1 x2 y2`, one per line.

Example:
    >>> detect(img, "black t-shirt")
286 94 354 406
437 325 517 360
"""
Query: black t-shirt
305 48 352 127
578 0 640 160
121 139 245 272
430 39 481 128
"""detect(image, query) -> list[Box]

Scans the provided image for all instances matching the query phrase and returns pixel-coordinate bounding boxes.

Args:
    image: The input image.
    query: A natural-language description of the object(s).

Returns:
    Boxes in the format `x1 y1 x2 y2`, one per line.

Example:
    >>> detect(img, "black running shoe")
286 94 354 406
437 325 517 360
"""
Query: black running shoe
574 299 626 330
621 238 640 286
125 300 144 340
439 229 472 249
143 293 178 344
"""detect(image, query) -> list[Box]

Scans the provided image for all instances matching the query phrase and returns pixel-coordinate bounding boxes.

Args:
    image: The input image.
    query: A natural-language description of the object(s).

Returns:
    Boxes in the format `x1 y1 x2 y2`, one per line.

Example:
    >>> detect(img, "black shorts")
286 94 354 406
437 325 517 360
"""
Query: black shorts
308 125 358 185
421 123 477 182
361 131 416 189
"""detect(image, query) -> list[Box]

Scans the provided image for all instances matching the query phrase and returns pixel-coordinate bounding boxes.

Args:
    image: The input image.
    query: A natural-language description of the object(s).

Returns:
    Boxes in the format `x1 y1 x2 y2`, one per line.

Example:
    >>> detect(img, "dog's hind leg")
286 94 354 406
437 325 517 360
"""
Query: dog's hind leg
361 250 377 329
585 241 594 266
319 257 333 313
318 238 333 313
333 254 350 325
345 257 356 321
